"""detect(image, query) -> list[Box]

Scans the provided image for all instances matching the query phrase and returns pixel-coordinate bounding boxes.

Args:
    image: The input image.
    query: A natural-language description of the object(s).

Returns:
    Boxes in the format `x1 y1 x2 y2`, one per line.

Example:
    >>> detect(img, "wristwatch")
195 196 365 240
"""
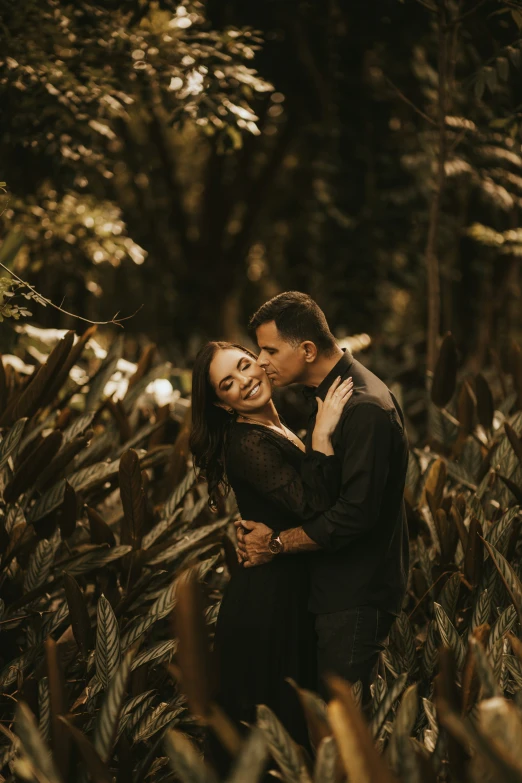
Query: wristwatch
268 530 284 555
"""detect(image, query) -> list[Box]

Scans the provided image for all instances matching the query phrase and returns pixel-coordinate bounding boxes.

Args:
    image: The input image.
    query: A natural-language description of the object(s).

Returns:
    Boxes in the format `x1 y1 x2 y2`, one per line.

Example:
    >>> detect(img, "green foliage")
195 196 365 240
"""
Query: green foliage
0 327 231 781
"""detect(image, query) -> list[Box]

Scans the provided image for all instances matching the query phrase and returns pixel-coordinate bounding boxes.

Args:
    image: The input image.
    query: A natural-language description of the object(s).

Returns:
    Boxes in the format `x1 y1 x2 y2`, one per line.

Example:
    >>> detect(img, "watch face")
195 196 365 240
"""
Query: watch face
269 537 282 554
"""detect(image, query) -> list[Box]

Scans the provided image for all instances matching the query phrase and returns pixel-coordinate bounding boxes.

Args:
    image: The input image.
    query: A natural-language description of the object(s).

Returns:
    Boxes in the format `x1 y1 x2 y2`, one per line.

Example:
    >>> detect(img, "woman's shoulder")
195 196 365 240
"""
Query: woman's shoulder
225 421 285 461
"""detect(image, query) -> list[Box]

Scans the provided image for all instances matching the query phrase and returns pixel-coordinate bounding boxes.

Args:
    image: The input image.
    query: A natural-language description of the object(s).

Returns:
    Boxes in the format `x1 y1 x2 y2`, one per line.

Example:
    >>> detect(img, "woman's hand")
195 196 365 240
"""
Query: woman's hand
312 376 353 450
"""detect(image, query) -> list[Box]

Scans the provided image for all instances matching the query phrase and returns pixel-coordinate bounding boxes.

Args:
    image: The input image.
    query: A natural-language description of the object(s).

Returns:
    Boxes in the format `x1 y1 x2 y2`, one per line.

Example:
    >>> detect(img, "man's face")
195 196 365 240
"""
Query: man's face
256 321 308 387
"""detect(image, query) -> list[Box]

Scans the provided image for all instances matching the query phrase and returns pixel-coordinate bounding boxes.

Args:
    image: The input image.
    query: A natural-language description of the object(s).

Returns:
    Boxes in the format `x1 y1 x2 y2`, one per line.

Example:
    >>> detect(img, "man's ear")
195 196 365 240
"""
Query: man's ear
302 341 318 363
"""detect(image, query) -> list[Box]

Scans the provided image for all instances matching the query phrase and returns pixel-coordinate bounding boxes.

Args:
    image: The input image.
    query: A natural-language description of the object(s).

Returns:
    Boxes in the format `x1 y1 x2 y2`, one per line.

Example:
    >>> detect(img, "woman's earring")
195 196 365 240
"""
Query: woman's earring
226 407 234 415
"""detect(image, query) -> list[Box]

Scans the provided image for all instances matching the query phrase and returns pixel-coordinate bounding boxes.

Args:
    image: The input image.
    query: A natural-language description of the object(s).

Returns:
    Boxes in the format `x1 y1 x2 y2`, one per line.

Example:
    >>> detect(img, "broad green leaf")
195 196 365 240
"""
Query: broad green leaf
93 648 134 763
434 602 465 669
15 702 62 783
313 736 339 783
0 417 28 469
95 595 121 690
24 539 54 592
61 545 132 578
256 704 310 783
164 728 217 783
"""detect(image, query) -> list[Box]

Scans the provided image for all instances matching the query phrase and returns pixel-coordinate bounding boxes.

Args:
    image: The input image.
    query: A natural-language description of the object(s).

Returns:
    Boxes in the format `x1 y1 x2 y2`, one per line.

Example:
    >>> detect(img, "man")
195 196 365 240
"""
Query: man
236 291 409 696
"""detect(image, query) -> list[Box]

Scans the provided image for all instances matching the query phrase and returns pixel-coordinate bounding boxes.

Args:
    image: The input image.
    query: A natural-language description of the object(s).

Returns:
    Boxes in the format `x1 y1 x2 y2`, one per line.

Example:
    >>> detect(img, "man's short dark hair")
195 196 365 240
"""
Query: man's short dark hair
249 291 337 355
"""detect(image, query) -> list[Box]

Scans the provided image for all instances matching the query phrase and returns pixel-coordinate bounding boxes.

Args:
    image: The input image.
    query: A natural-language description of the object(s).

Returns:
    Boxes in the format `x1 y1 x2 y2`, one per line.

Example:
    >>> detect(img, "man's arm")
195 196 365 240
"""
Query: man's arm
236 521 319 567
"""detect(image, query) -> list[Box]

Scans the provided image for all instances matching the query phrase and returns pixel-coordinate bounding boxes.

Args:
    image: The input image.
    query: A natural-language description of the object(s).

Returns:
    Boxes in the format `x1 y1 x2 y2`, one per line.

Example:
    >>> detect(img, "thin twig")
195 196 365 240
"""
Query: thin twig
408 570 455 620
414 0 438 11
383 75 438 126
0 261 143 327
454 0 490 23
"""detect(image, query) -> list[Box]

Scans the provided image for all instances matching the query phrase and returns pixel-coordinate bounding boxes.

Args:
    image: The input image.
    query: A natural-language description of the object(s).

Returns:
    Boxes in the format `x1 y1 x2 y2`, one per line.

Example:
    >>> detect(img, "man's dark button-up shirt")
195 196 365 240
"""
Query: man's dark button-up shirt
302 351 409 616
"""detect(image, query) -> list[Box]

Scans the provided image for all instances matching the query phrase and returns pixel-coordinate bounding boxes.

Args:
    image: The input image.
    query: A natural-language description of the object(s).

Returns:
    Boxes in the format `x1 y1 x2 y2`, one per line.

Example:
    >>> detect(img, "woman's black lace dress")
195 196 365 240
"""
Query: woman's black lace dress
213 421 340 750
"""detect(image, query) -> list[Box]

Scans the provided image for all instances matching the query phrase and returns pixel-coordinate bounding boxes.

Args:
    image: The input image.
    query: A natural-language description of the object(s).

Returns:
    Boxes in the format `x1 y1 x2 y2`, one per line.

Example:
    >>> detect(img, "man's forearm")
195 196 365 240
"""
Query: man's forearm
280 526 321 553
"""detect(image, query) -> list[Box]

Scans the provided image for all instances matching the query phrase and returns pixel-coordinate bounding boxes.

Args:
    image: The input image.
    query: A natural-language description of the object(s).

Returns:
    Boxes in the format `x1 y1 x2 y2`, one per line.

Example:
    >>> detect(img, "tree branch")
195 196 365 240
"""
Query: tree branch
0 262 142 327
383 75 438 126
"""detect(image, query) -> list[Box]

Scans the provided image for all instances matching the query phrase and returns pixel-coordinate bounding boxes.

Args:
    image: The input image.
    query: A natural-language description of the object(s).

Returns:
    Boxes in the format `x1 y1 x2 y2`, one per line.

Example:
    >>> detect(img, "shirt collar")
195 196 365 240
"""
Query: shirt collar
303 349 354 402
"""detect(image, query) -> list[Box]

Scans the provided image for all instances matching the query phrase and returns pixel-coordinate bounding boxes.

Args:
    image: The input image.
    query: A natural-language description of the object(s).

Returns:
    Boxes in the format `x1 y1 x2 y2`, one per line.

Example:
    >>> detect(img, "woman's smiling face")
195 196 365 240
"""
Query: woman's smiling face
209 347 272 415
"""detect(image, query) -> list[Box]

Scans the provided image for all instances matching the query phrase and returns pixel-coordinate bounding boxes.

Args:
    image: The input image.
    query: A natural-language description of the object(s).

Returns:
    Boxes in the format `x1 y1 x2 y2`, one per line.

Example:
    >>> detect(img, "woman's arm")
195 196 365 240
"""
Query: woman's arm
311 376 353 455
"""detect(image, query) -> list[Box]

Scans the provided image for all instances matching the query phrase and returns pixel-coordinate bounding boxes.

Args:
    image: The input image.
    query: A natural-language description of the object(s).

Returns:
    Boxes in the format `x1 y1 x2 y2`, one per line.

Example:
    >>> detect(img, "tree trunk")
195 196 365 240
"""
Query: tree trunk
425 1 449 376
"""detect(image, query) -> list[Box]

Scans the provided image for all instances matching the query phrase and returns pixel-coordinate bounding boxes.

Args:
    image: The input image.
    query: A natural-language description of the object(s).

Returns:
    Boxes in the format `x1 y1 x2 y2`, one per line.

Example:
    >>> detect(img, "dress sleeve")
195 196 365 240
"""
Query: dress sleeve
226 427 340 520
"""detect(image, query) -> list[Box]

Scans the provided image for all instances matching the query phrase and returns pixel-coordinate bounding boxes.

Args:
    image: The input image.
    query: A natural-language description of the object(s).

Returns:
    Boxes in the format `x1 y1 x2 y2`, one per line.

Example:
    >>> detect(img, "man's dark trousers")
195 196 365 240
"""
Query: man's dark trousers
315 606 395 700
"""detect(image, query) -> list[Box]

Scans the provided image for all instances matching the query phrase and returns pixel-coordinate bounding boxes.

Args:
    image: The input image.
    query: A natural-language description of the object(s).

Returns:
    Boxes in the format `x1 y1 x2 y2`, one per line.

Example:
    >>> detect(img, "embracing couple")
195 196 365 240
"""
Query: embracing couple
189 292 409 752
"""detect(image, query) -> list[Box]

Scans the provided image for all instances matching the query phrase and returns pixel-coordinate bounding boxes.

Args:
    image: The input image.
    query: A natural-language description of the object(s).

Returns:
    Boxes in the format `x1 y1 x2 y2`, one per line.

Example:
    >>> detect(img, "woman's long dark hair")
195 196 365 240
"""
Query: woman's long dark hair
190 341 257 509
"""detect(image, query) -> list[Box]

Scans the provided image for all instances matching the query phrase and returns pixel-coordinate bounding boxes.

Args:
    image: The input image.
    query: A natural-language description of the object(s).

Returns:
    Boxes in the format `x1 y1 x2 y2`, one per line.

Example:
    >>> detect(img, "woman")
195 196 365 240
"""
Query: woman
190 341 352 750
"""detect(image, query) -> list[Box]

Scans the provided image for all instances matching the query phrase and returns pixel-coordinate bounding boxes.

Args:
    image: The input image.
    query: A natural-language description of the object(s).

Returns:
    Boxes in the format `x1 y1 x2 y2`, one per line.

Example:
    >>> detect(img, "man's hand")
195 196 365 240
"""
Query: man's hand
235 519 273 567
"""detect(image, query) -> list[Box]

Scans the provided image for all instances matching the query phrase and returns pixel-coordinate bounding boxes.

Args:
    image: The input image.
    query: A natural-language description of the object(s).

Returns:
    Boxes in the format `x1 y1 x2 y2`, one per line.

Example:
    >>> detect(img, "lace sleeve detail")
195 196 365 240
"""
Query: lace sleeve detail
226 427 340 520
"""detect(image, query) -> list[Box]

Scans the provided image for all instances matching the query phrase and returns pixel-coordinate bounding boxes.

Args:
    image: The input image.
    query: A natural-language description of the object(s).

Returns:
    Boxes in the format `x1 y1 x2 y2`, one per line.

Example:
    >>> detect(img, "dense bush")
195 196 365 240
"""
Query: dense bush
0 328 231 782
3 330 522 782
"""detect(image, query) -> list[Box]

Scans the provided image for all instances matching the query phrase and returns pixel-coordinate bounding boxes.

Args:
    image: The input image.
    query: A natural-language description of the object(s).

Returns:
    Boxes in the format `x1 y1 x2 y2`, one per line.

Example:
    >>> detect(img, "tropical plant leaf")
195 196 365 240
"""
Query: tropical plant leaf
38 677 50 743
58 716 113 783
0 647 36 689
472 588 492 630
131 640 177 671
482 538 522 625
86 506 116 547
387 684 419 773
36 431 93 492
68 457 122 494
28 478 67 522
0 331 74 426
164 728 218 783
45 637 70 780
119 448 146 549
95 595 121 690
15 702 62 783
257 704 311 783
133 702 184 742
142 508 183 550
390 612 417 672
431 333 458 408
61 411 96 446
434 602 466 669
23 539 54 592
173 567 214 719
464 518 484 589
505 654 522 689
286 679 330 751
371 672 409 739
446 459 477 489
116 690 157 742
163 469 198 520
327 677 398 783
40 325 97 408
86 334 124 411
4 429 63 503
312 735 339 783
123 361 172 413
470 636 502 698
61 545 132 578
488 506 521 549
439 572 461 622
488 606 518 652
93 647 134 763
62 572 92 660
0 416 27 469
228 727 268 783
146 518 227 566
39 600 70 642
505 423 522 467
